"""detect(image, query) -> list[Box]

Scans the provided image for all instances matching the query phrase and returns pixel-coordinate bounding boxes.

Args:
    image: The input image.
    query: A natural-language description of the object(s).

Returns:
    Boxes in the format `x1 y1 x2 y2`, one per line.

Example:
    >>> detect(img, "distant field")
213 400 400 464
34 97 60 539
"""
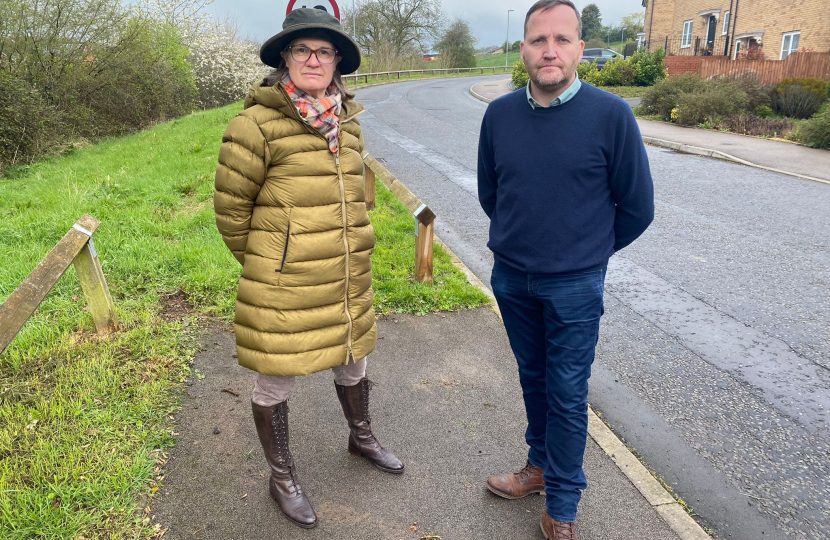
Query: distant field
477 51 522 68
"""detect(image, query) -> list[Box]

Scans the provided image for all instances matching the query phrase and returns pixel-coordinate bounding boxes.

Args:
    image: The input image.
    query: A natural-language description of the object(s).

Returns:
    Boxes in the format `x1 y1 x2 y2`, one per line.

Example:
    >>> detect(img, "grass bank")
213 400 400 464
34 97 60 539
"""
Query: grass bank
0 100 488 538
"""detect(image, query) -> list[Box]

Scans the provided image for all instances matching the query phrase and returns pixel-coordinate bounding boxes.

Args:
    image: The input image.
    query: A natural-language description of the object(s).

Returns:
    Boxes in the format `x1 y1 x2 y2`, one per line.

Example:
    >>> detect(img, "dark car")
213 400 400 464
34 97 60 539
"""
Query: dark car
580 48 620 69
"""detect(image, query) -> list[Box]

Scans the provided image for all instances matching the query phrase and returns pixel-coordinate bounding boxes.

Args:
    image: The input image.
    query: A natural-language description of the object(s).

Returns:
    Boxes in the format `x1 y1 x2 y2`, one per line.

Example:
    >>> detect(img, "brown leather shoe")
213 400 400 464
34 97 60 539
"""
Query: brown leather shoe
541 511 578 540
335 378 404 474
486 461 544 499
251 401 317 529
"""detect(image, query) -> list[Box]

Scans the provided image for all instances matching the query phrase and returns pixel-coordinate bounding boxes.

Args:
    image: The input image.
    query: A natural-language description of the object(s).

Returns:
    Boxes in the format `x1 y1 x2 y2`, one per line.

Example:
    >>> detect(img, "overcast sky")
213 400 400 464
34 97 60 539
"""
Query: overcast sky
204 0 645 50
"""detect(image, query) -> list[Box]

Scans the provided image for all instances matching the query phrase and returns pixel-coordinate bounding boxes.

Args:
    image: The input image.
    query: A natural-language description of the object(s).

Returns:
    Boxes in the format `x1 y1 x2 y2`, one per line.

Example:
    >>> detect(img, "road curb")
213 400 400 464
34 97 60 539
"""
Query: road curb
641 137 830 186
470 83 830 187
368 152 712 540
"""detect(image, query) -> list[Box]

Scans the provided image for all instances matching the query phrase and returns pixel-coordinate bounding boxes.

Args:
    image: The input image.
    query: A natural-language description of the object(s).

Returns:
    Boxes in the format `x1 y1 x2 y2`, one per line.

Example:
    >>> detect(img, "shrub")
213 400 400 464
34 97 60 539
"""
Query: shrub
673 79 748 126
753 105 773 118
0 70 60 169
640 73 707 120
189 22 270 109
595 58 635 86
512 59 529 88
777 85 826 119
800 106 830 148
628 48 666 86
775 78 828 119
576 59 601 86
718 114 793 137
584 38 606 49
730 72 775 111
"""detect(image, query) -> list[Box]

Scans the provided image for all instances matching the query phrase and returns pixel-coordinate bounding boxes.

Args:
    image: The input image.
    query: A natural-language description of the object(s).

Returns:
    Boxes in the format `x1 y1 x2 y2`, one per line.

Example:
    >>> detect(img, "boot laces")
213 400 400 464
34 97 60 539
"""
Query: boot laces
271 403 301 493
553 520 576 540
361 379 374 424
517 462 537 481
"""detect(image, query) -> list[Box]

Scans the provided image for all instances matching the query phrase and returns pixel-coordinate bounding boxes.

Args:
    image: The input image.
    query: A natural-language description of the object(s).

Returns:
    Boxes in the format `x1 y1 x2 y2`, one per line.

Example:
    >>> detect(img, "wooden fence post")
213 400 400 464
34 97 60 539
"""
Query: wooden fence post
364 153 376 211
0 215 118 354
71 225 119 335
413 204 436 285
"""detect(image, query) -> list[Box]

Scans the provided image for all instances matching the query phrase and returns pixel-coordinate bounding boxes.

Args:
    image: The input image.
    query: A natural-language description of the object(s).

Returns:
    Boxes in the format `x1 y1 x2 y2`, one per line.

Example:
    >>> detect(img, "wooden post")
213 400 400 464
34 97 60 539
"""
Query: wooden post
0 215 117 354
413 204 436 285
364 154 376 211
72 230 119 335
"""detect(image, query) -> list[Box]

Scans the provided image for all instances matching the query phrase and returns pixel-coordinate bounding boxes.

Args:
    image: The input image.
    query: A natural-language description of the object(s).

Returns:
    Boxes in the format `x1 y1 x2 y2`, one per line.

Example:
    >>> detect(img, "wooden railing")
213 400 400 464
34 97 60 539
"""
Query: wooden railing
363 153 435 284
0 215 118 354
344 65 512 86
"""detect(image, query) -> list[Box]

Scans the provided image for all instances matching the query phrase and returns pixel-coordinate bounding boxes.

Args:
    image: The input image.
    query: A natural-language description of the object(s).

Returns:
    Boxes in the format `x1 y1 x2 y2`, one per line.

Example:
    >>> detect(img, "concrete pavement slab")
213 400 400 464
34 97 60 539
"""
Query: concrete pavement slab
151 311 684 540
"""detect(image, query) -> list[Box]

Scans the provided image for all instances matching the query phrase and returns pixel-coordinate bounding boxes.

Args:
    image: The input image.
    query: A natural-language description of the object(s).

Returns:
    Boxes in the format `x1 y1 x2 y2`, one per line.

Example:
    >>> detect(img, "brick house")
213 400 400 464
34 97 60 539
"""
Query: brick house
641 0 830 59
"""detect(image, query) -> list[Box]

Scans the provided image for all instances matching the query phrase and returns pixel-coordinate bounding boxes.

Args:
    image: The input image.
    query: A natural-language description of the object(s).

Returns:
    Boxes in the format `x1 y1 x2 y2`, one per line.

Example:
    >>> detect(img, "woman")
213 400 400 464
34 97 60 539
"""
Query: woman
213 7 403 529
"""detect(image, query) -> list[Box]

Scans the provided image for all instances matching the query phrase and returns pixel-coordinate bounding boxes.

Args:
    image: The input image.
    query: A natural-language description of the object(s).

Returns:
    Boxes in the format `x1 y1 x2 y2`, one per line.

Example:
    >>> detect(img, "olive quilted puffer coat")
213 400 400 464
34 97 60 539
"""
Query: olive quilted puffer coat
214 81 376 376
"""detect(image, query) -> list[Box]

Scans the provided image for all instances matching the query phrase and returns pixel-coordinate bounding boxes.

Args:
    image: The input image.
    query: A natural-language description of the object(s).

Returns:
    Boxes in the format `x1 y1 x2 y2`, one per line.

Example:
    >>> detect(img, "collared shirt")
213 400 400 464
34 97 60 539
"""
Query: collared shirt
526 72 582 109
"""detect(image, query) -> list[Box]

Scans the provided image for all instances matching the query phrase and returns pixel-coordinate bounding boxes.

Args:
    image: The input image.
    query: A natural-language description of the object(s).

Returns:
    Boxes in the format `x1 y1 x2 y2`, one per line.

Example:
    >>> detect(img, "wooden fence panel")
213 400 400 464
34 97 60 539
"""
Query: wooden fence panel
697 52 830 84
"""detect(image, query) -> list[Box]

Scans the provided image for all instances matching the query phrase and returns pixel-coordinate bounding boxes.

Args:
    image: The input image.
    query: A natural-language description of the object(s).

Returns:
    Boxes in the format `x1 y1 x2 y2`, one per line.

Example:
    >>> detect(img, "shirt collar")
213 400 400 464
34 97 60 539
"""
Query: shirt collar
526 72 581 109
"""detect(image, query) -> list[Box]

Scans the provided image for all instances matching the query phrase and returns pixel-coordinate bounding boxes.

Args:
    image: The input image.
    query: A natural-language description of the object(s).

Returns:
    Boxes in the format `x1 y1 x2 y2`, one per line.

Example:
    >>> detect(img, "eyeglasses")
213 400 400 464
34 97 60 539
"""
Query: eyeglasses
285 45 339 64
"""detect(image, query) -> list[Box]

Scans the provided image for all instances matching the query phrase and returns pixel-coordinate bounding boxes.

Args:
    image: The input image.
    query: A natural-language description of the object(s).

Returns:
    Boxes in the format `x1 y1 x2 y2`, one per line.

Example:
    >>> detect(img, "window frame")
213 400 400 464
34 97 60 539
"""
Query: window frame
682 20 693 48
722 11 730 35
780 31 800 60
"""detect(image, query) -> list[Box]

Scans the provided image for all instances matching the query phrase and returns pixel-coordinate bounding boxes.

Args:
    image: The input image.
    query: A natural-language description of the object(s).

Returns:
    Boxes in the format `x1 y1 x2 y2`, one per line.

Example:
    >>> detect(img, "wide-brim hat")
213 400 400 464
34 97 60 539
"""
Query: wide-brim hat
260 8 361 75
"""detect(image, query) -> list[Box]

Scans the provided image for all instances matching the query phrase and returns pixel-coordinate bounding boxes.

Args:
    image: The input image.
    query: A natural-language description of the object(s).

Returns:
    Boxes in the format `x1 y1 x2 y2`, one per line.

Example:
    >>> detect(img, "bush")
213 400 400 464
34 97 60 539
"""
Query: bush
512 60 528 89
189 22 270 109
673 78 748 126
640 73 707 120
628 48 666 86
777 78 828 100
576 59 601 86
584 38 606 49
800 106 830 148
730 72 775 111
718 114 793 137
754 105 773 118
777 86 826 119
0 70 60 169
595 58 635 86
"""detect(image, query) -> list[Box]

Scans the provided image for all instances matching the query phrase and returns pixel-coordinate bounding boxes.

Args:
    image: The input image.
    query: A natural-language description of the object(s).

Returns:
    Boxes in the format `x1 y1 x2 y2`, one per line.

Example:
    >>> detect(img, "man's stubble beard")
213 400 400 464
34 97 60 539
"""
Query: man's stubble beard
529 62 577 95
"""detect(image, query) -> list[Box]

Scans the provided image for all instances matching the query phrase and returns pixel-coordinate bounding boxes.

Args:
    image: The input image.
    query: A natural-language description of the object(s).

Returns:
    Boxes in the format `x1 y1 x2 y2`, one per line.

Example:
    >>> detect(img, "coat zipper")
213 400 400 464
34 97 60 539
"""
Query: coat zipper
335 150 354 361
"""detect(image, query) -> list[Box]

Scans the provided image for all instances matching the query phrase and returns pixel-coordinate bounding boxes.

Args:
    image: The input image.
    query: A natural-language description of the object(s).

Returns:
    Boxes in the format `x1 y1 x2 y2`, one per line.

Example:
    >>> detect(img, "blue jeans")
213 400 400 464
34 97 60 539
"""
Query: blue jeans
491 261 606 523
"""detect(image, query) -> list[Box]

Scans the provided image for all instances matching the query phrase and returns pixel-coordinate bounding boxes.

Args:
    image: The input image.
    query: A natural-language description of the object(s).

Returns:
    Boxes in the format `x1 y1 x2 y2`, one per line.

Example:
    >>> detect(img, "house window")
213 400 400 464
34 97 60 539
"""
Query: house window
682 20 693 48
781 31 800 60
722 11 730 35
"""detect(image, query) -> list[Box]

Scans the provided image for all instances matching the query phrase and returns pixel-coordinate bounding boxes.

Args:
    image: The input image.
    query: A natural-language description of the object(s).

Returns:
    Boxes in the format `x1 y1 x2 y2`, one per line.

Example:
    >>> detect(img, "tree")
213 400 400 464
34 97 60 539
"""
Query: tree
436 19 477 68
619 12 644 39
581 4 602 40
346 0 443 70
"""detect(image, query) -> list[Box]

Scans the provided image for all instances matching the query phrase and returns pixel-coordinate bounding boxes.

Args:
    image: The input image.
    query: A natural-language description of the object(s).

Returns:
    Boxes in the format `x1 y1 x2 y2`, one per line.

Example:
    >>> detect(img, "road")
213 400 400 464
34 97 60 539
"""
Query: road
354 74 830 540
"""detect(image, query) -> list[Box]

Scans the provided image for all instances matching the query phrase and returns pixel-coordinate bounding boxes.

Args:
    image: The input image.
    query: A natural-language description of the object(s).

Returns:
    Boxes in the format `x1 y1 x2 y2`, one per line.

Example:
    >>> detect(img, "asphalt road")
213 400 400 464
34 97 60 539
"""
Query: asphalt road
354 74 830 540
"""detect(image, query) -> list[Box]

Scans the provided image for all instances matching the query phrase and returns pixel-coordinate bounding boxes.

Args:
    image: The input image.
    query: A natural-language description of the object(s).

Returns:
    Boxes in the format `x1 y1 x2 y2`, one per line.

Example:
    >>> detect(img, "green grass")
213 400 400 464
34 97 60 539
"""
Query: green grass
0 100 488 538
476 51 521 68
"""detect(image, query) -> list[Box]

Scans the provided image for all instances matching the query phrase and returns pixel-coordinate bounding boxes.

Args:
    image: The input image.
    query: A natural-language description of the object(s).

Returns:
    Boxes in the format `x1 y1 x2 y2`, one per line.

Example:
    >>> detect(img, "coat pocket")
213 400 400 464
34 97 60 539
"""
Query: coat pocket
275 221 291 281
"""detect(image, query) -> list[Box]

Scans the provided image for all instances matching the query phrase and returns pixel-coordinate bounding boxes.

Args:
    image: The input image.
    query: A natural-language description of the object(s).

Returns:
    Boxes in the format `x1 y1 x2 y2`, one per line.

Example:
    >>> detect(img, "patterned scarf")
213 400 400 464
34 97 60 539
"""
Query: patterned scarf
281 72 342 153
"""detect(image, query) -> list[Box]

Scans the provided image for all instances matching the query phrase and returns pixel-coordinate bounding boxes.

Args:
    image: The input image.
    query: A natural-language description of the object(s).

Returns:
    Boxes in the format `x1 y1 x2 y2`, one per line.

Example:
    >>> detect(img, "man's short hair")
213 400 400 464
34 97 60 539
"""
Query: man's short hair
523 0 582 39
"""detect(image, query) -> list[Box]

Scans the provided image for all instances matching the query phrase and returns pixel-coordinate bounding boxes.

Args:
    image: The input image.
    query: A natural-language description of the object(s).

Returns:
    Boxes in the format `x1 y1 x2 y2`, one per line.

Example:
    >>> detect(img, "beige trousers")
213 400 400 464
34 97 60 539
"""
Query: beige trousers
251 357 368 406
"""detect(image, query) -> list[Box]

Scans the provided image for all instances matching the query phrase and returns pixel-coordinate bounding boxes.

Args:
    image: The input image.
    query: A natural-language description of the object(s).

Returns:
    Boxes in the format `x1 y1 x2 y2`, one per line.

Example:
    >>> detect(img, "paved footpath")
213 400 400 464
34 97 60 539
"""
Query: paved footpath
471 78 830 183
152 312 685 540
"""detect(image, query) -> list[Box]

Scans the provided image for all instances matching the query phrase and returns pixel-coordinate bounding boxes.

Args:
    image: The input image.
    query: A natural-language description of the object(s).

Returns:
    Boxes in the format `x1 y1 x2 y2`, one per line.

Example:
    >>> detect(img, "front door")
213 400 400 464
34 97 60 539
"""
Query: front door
705 15 717 53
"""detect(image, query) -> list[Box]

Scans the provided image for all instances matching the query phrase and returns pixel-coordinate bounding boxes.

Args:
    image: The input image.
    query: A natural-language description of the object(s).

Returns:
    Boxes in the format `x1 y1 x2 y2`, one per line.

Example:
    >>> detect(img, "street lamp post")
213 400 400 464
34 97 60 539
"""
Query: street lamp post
352 0 358 74
505 9 514 70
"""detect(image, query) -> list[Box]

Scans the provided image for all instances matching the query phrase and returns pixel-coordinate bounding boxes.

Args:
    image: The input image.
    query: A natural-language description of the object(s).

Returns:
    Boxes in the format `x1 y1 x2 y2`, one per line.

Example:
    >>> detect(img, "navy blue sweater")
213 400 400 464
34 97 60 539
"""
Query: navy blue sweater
477 83 654 274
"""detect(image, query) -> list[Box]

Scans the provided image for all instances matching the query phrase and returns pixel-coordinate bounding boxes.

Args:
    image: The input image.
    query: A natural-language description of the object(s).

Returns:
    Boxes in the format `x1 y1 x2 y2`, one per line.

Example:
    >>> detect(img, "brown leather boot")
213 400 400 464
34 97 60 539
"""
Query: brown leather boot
335 378 404 474
251 401 317 529
486 461 545 499
541 511 578 540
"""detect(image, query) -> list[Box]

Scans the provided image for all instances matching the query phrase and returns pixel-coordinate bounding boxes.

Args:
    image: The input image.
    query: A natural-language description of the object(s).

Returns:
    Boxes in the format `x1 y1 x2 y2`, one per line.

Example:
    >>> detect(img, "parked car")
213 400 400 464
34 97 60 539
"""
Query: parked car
580 48 620 69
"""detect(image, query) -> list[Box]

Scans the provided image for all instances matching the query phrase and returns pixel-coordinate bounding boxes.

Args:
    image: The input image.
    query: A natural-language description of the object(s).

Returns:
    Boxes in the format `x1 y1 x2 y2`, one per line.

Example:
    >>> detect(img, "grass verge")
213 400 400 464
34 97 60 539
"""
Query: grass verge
0 99 488 538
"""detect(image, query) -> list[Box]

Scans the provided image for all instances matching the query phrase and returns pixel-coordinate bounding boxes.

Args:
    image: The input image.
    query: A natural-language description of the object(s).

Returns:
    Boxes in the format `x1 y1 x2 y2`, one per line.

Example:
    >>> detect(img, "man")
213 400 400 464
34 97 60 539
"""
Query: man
477 1 654 538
